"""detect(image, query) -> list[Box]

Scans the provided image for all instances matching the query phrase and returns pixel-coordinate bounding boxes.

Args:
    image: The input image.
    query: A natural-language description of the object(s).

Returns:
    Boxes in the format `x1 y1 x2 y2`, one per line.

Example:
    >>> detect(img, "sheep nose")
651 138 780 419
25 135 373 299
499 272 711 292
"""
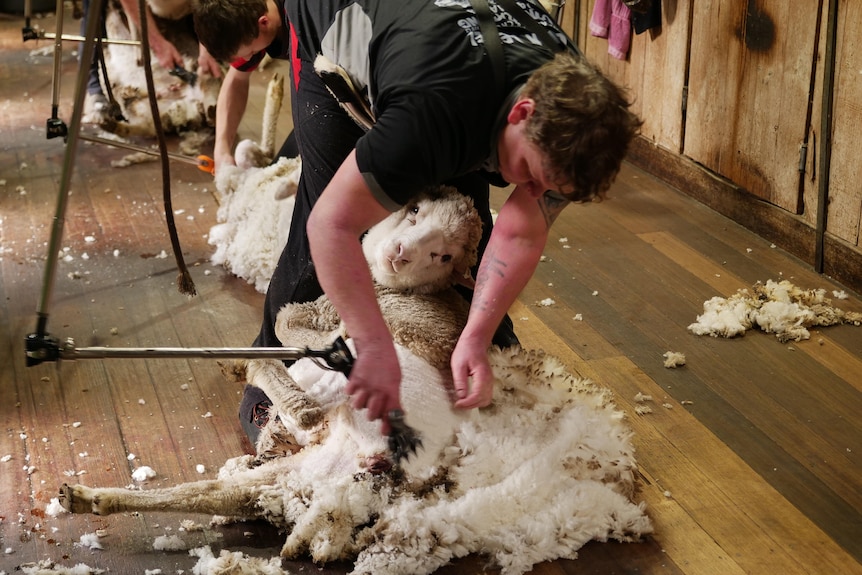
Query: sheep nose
393 243 410 264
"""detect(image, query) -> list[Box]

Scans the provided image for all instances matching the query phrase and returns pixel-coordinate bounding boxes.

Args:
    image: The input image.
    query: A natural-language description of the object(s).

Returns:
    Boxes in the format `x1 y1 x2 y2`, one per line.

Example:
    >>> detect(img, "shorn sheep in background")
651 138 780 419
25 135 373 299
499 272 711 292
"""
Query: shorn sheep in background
689 279 862 342
91 0 221 138
59 188 652 575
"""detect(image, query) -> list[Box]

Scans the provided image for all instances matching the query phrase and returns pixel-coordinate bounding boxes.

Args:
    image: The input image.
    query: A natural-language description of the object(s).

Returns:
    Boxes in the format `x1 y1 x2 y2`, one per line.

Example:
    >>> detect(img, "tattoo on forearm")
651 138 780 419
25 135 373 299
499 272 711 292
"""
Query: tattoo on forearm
473 254 507 311
539 192 570 228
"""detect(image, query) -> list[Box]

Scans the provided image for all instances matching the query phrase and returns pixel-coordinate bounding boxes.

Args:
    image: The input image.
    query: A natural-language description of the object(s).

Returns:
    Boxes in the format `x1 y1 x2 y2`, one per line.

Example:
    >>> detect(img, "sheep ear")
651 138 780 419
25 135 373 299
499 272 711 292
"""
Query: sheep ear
452 266 475 290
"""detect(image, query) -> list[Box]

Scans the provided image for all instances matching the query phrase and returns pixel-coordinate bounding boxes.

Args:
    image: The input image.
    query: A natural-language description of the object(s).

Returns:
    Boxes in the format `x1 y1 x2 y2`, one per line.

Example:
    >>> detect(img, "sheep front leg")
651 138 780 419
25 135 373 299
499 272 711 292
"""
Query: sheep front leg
59 479 270 518
246 359 324 429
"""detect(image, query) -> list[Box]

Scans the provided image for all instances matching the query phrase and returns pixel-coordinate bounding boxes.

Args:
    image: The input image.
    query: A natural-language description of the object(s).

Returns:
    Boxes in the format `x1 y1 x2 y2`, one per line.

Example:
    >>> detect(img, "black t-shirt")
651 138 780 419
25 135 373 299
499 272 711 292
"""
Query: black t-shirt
286 0 571 206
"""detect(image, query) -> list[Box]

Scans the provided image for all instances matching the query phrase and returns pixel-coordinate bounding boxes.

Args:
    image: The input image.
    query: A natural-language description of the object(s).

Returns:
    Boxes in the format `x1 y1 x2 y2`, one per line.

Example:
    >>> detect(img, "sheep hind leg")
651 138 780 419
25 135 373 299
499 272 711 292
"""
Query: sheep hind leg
58 479 268 518
247 359 324 429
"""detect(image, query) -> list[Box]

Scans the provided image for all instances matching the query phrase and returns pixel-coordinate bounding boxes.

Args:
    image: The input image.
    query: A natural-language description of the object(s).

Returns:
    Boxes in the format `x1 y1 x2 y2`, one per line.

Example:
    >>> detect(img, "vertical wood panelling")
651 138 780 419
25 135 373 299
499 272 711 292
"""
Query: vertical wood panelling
573 0 690 154
821 1 862 246
685 0 819 212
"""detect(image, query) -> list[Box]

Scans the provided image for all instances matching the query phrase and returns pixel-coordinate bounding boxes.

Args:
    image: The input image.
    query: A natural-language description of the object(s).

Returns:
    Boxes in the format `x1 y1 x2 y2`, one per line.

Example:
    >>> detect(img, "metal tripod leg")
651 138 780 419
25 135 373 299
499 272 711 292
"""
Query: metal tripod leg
46 0 69 138
27 0 106 357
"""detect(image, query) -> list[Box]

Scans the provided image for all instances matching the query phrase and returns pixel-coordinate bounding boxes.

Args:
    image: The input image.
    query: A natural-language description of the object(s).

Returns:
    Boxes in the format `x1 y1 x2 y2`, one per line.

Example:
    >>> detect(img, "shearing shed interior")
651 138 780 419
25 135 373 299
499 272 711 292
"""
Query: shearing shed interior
2 1 861 574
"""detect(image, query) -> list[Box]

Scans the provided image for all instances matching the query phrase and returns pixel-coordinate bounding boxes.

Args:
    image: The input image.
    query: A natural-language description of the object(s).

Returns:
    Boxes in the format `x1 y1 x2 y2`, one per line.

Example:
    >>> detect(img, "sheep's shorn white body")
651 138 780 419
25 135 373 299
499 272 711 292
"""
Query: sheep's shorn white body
689 279 862 342
59 189 652 575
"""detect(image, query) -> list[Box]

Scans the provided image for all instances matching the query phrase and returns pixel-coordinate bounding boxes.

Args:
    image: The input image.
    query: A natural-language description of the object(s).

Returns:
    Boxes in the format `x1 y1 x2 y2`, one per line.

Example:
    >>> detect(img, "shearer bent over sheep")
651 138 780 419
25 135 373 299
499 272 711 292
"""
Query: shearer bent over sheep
79 0 222 118
58 189 653 574
192 0 642 441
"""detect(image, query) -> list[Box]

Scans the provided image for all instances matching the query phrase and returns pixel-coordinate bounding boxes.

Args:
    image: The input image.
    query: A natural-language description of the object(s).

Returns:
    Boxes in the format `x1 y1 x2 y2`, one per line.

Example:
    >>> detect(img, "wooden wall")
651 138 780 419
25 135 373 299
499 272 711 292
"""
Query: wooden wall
561 0 862 294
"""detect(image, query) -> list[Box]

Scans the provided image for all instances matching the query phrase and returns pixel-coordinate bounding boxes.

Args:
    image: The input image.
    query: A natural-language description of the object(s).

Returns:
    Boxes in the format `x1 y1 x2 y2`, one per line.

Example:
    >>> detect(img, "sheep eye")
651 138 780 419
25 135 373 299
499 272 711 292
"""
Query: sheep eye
441 254 452 263
404 204 420 224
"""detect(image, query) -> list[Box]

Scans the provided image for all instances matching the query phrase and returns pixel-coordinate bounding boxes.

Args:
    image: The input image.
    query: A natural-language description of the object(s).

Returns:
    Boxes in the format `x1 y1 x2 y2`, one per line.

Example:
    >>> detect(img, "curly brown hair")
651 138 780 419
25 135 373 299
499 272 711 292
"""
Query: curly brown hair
522 52 642 202
193 0 269 62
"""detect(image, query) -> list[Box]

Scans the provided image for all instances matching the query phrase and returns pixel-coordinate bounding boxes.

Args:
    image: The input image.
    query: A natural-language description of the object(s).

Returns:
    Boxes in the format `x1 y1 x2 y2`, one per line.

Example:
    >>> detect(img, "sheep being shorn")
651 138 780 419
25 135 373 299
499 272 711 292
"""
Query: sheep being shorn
244 186 483 455
59 188 652 575
689 279 862 342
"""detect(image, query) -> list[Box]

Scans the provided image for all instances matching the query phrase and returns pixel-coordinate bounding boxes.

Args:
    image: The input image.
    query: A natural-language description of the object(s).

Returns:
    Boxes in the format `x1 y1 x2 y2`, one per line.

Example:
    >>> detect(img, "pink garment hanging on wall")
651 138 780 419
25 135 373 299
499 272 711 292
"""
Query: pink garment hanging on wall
589 0 632 60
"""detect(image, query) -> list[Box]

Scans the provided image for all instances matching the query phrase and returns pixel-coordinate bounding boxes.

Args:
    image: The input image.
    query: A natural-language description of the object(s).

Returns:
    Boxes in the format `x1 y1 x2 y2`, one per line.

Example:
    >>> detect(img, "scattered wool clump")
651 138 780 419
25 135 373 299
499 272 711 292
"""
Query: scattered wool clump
132 466 157 482
662 351 686 368
180 519 206 532
189 545 291 574
45 497 68 517
688 279 862 342
153 534 188 551
16 559 105 575
76 532 103 550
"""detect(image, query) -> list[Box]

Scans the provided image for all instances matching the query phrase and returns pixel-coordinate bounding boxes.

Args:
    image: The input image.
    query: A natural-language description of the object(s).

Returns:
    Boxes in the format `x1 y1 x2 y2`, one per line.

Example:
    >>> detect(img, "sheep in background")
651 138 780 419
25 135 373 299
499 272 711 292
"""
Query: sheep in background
689 279 862 342
208 73 300 293
208 156 300 293
90 1 221 137
58 187 651 575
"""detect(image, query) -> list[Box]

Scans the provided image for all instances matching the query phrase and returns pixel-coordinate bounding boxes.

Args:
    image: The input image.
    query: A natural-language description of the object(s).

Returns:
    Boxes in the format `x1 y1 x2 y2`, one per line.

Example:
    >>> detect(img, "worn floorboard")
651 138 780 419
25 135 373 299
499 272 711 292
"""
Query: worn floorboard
2 9 861 575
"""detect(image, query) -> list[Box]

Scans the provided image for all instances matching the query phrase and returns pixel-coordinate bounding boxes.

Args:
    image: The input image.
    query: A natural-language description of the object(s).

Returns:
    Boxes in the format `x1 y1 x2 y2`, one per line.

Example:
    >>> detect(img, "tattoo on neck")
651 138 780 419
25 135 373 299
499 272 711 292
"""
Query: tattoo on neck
540 192 569 228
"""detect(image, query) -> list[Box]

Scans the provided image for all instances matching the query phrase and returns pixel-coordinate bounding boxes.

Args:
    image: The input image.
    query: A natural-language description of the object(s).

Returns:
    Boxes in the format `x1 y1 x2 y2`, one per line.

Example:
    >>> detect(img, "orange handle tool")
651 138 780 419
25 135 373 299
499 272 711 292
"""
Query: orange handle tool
197 156 215 175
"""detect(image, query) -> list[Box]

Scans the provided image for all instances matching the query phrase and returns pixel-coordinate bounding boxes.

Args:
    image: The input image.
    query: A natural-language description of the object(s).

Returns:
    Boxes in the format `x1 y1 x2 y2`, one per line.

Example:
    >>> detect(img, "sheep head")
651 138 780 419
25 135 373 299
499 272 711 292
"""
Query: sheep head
362 187 482 295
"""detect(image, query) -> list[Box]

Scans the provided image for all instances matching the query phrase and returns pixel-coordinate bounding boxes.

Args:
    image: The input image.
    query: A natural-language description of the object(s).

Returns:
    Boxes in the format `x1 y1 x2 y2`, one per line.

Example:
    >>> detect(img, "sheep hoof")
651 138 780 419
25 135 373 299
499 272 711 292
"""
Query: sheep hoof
59 483 103 515
218 359 247 383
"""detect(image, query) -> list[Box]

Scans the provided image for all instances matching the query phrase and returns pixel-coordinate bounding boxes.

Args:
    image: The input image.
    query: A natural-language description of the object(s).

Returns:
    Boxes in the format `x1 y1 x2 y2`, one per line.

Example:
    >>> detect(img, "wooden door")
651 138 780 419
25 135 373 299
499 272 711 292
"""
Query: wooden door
684 0 822 214
817 0 862 247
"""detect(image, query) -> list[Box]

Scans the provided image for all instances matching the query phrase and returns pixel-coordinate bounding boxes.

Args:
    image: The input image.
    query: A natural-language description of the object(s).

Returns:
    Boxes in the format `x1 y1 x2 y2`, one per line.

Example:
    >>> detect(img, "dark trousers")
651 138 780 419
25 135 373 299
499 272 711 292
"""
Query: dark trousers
80 0 107 96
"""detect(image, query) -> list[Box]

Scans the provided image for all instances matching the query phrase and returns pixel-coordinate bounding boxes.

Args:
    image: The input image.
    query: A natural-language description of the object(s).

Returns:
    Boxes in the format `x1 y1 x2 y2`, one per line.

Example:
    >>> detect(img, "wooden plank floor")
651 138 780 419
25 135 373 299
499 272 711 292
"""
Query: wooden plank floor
2 10 861 575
